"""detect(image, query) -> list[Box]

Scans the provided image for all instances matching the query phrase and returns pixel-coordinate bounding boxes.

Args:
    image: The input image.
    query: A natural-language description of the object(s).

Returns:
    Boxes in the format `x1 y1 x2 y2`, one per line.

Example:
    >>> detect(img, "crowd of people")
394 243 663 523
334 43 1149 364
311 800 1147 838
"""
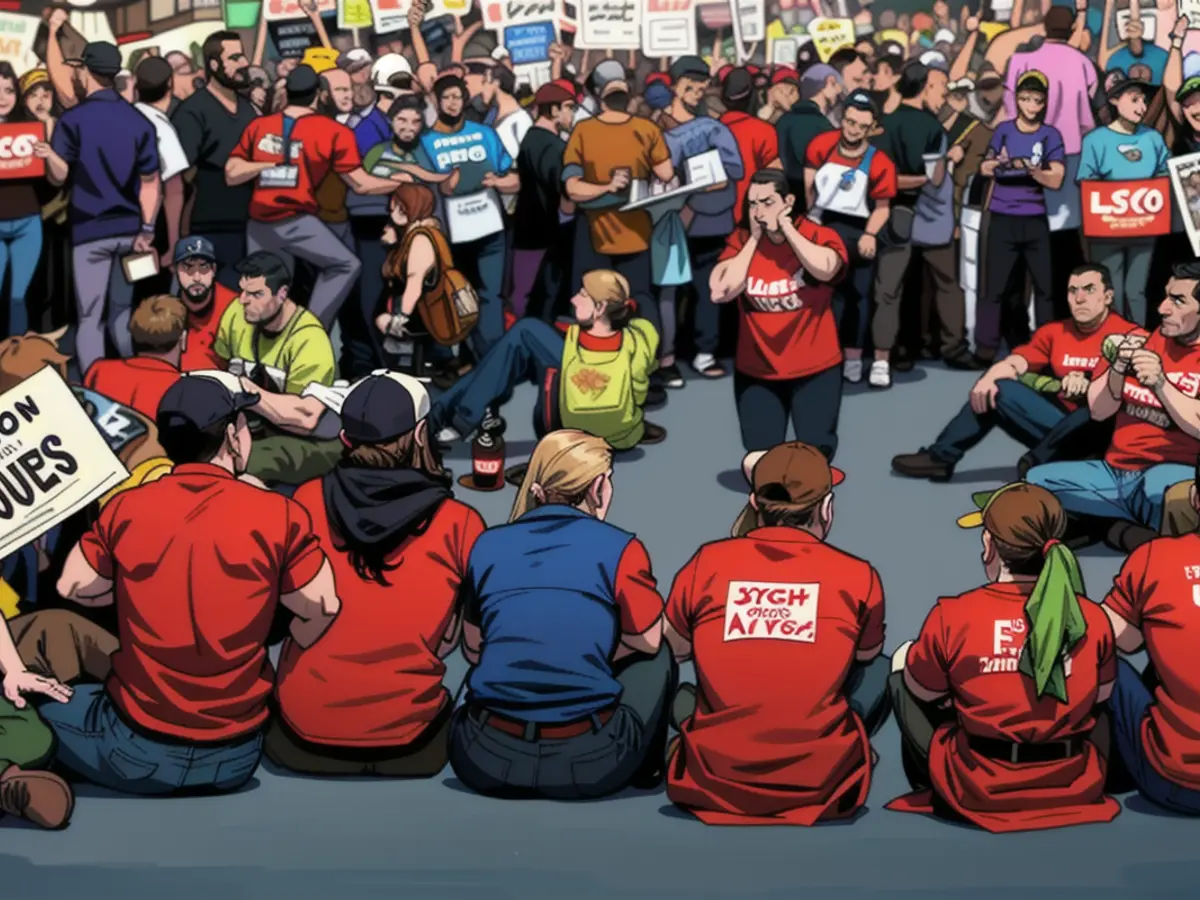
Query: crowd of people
2 0 1200 834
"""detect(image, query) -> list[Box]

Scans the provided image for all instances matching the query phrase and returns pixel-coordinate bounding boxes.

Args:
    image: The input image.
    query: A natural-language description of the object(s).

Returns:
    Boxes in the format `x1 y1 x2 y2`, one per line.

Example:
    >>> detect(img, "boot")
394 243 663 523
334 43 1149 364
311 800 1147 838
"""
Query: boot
891 450 954 482
1105 521 1157 554
0 765 74 829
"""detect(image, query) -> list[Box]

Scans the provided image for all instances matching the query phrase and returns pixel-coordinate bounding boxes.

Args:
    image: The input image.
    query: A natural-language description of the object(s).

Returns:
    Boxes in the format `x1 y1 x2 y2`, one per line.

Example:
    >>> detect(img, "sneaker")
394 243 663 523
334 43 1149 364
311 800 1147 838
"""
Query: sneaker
892 355 915 373
640 421 667 445
843 358 864 384
869 360 892 389
891 449 953 482
435 426 463 444
0 765 73 830
692 353 728 378
1017 453 1037 481
659 363 685 389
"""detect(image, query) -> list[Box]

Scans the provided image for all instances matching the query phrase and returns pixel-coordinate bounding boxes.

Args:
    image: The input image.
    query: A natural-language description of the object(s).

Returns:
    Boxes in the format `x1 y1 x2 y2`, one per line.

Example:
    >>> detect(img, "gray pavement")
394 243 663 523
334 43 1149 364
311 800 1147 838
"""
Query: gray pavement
4 362 1199 900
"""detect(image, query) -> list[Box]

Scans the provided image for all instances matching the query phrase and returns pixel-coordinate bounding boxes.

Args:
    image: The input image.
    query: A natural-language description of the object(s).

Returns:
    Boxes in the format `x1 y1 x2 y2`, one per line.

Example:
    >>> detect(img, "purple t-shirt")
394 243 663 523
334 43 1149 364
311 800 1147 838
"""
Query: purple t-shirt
986 121 1066 218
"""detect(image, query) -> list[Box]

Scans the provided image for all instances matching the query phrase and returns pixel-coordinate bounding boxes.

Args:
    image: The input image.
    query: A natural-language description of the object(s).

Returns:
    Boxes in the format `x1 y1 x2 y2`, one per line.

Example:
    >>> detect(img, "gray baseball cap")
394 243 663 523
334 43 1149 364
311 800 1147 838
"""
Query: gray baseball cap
591 59 629 98
800 63 840 101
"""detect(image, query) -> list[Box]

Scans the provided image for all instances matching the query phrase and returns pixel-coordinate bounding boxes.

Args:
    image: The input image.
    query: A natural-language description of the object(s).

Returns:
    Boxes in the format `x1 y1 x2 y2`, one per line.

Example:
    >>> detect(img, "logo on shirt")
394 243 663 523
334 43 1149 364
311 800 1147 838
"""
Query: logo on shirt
426 131 489 170
256 134 303 160
723 581 818 643
570 368 610 398
745 274 807 313
1061 354 1099 370
1121 371 1200 429
979 617 1071 676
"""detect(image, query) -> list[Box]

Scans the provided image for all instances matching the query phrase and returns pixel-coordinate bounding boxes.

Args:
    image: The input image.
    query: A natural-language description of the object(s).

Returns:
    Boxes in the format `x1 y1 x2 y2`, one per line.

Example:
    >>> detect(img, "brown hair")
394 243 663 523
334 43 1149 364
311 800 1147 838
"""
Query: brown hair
982 483 1067 576
581 269 636 330
131 295 187 354
0 333 69 394
382 183 439 283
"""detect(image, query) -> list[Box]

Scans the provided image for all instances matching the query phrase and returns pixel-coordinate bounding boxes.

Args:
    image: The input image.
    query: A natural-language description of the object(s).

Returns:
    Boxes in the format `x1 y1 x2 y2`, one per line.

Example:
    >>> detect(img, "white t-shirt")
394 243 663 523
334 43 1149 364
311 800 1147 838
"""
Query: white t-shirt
493 107 532 214
135 102 188 182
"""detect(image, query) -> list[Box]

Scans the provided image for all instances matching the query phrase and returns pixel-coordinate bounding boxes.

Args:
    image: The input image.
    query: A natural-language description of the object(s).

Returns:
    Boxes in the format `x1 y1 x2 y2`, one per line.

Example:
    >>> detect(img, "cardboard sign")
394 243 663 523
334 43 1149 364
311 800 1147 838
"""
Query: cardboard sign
484 0 561 29
339 0 375 28
263 0 337 21
370 0 411 33
772 36 798 65
0 367 128 564
642 0 696 56
1182 0 1200 30
0 121 44 181
575 0 641 49
1170 152 1200 255
504 21 557 63
0 12 38 70
809 16 854 62
1082 178 1172 239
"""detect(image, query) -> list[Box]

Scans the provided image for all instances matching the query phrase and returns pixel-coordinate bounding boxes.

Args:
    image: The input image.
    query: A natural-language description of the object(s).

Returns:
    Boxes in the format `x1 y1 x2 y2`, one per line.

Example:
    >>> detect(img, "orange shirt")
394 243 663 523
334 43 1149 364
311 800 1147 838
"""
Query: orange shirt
83 357 182 421
889 582 1120 833
665 527 884 825
1010 312 1133 410
181 284 237 372
275 480 485 748
1105 535 1200 790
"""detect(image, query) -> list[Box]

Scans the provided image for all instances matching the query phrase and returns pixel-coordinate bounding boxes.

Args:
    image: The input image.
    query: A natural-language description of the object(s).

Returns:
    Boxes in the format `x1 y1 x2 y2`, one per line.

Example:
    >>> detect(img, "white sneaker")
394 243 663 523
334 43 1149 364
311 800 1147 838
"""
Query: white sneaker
692 352 718 374
843 358 863 383
868 360 891 389
435 426 462 443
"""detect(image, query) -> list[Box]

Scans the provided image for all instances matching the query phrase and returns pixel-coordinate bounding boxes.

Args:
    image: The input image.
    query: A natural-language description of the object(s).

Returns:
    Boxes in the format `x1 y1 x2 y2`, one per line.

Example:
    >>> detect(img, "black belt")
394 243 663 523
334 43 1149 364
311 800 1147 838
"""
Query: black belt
967 733 1086 764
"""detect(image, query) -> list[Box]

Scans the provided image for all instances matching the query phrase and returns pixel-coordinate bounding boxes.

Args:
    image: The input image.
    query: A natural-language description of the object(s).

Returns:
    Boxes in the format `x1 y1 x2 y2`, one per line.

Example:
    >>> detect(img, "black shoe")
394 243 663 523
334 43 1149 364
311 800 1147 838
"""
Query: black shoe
640 421 667 445
504 462 527 487
645 384 667 409
430 362 471 391
659 363 685 389
943 351 986 371
891 450 954 482
1105 521 1157 554
1017 453 1037 481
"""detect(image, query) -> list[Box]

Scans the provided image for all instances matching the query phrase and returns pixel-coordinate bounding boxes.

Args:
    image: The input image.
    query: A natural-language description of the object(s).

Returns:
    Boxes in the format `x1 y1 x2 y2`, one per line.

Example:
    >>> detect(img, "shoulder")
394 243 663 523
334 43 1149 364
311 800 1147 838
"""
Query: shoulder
291 478 323 512
294 308 331 334
808 129 839 154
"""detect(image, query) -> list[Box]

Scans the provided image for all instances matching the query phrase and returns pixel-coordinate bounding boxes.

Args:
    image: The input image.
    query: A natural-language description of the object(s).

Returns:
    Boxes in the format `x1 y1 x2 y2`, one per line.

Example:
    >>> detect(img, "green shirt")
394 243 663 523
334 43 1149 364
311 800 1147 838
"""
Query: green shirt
213 304 335 395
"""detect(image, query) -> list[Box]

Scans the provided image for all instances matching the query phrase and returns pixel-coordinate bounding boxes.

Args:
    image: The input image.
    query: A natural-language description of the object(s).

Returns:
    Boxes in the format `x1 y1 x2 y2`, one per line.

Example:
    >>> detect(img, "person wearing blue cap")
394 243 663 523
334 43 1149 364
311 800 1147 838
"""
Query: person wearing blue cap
173 236 238 371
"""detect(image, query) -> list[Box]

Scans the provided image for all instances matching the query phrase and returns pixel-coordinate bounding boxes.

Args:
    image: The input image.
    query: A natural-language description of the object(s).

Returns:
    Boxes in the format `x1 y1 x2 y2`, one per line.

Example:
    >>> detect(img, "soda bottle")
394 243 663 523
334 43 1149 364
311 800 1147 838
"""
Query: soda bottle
471 412 506 490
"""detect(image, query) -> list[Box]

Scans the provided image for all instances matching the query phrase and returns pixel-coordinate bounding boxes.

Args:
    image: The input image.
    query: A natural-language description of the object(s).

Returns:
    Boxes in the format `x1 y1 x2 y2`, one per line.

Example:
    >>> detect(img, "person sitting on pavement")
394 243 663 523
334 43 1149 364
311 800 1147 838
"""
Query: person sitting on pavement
271 372 485 777
48 376 340 796
892 265 1132 483
664 441 891 825
888 483 1120 833
1026 262 1200 552
175 236 238 372
449 430 676 800
83 295 187 422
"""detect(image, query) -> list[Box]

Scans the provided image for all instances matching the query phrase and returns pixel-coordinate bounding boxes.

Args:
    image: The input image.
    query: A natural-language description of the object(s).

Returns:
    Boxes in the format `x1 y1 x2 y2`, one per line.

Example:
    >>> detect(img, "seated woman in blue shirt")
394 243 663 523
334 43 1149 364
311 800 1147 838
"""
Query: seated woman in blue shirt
449 429 675 800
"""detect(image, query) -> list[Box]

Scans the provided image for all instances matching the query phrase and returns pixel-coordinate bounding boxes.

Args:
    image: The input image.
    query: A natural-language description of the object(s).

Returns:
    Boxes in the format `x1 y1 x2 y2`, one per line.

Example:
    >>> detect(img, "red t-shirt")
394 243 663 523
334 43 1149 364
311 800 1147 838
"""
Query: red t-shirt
805 130 898 212
276 481 485 748
1010 312 1133 411
231 113 361 222
181 284 238 372
83 357 182 422
665 527 884 825
720 111 779 220
888 582 1120 833
1105 330 1200 469
721 219 848 381
80 464 326 742
1105 535 1200 790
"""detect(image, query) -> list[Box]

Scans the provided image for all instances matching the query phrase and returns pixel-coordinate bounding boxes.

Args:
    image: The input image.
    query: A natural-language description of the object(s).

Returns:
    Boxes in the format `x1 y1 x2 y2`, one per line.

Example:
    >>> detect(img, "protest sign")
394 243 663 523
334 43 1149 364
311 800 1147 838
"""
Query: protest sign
772 36 798 64
431 0 472 15
1182 0 1200 29
339 0 375 28
224 0 264 28
1081 178 1172 239
263 0 336 20
505 21 557 63
514 62 553 89
576 0 641 48
0 368 128 564
370 0 410 33
1116 9 1156 40
270 19 319 56
1170 152 1200 255
0 12 38 71
809 17 854 62
733 0 765 42
642 0 697 57
483 0 561 29
0 122 44 182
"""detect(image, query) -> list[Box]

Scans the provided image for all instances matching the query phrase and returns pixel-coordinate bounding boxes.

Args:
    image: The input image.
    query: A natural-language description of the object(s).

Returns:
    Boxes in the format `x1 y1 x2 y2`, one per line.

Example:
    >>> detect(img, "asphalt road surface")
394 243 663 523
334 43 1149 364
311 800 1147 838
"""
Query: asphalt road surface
4 362 1200 900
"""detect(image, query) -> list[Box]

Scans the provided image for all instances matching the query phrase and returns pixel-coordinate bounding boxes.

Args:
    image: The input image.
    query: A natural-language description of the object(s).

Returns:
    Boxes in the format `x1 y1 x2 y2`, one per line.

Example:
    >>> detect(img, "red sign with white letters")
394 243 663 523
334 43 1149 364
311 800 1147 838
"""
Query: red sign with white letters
1081 177 1172 238
0 121 45 181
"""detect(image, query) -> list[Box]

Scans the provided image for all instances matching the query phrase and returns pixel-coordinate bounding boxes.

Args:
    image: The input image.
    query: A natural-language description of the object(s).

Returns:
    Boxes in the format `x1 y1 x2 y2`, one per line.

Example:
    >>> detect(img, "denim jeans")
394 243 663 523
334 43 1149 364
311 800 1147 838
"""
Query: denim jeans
430 318 564 436
1110 659 1200 815
454 230 508 359
339 215 390 379
0 214 42 338
39 683 263 796
1025 459 1194 531
930 380 1066 466
1087 237 1155 328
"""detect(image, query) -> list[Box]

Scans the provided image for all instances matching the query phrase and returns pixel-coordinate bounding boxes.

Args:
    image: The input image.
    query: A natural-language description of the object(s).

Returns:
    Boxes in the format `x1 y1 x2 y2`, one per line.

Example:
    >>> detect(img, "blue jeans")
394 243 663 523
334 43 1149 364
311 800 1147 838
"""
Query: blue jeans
931 380 1066 466
1025 459 1193 531
39 683 263 796
1110 659 1200 815
0 214 43 337
455 230 508 359
431 318 563 436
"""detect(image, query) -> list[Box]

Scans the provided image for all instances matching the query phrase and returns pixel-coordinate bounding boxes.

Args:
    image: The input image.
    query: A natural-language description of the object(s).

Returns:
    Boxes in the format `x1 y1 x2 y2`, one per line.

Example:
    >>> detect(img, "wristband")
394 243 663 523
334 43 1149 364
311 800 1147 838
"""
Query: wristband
1174 39 1185 50
386 313 410 339
139 223 155 235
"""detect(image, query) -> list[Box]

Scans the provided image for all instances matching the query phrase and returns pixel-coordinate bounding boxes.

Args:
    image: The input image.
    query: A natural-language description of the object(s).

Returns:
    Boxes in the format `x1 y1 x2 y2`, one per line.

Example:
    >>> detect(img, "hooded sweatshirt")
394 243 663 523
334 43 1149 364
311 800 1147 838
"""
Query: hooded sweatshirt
322 465 451 562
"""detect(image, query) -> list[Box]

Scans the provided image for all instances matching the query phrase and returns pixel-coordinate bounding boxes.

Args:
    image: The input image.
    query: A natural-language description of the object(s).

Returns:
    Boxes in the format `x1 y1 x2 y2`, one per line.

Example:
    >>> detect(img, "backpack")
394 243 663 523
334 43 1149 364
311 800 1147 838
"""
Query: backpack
400 224 480 346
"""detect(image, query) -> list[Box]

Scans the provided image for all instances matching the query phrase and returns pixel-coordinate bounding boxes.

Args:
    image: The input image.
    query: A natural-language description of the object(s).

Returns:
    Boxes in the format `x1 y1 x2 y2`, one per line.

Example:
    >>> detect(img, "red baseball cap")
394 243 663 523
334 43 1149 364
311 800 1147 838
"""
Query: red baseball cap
549 77 583 101
645 71 671 88
770 66 800 86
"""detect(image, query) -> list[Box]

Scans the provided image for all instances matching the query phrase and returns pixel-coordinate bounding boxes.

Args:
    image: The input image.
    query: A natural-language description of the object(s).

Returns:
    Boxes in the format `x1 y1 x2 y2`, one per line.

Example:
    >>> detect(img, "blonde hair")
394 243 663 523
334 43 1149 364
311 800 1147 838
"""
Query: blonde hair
509 429 613 522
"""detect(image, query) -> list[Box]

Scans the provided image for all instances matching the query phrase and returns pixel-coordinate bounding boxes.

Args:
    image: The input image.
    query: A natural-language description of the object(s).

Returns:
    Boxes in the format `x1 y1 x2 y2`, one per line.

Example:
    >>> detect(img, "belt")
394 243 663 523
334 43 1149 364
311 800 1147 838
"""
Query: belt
967 733 1086 764
472 706 615 741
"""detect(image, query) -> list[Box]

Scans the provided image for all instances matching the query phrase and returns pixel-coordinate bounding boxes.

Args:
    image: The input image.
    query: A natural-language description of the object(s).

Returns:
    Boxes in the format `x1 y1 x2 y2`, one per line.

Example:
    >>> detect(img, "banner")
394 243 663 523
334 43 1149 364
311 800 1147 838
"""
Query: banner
809 16 854 62
1170 153 1200 256
0 122 44 182
339 0 375 28
0 12 38 70
1082 178 1172 239
484 0 561 29
0 368 128 564
263 0 336 20
370 0 412 33
642 0 696 57
504 21 556 63
576 0 641 49
269 19 319 56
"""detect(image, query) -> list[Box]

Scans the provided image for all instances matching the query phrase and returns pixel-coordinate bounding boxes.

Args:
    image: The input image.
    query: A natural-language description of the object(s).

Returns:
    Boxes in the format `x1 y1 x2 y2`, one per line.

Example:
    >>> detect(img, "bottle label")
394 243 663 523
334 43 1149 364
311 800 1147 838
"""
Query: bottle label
475 458 502 476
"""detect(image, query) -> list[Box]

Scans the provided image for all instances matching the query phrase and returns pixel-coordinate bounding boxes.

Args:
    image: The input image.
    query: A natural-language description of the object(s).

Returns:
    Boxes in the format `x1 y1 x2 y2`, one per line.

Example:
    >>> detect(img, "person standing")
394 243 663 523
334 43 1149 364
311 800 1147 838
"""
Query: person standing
0 62 44 338
776 63 839 208
133 57 189 277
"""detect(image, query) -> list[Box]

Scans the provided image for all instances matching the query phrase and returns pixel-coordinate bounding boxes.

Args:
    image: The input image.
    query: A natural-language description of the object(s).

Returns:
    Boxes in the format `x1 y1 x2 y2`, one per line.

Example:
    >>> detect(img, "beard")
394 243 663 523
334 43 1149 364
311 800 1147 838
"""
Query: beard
181 282 214 313
394 133 422 153
684 98 707 117
213 66 250 90
352 82 375 109
438 108 465 128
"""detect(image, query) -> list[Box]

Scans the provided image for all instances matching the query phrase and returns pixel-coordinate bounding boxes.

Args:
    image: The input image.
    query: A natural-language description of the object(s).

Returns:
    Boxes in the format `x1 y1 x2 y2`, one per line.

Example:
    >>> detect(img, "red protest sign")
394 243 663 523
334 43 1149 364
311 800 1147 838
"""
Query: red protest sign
1082 177 1171 239
0 121 45 181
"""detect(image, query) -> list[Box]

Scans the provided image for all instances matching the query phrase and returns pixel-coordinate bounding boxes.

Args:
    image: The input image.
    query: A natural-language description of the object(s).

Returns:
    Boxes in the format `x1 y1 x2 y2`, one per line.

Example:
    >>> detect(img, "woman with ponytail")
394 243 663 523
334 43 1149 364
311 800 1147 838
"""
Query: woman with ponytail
887 482 1121 832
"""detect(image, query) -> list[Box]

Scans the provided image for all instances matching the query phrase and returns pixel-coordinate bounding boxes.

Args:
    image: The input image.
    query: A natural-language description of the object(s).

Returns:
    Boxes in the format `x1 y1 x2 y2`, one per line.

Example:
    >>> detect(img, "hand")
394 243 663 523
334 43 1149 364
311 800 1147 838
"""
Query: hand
452 18 483 54
947 144 966 165
1075 0 1087 12
238 376 259 394
1127 19 1145 40
749 215 764 241
608 168 631 193
375 312 394 335
381 223 398 246
857 233 878 260
1131 348 1166 390
3 669 72 708
775 200 795 229
408 0 427 29
132 232 154 254
390 170 413 183
300 0 321 19
32 141 52 159
965 14 980 32
1114 333 1148 373
1060 370 1089 399
970 375 1000 414
548 41 569 63
48 8 69 33
1174 15 1190 41
481 172 498 188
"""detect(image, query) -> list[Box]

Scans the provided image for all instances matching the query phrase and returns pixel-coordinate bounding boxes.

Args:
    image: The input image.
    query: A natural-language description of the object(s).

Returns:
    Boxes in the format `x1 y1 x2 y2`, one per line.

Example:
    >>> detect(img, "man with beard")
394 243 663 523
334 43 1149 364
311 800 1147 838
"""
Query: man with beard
173 30 256 290
776 64 838 209
174 237 237 372
466 59 532 216
338 48 392 155
316 66 357 251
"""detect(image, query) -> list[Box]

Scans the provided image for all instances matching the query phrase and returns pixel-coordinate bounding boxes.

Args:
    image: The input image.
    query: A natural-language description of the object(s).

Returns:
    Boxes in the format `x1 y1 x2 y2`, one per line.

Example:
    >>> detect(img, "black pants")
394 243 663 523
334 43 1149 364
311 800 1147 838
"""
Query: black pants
975 213 1054 359
888 670 958 796
449 645 677 800
338 215 390 379
604 249 659 339
734 366 842 460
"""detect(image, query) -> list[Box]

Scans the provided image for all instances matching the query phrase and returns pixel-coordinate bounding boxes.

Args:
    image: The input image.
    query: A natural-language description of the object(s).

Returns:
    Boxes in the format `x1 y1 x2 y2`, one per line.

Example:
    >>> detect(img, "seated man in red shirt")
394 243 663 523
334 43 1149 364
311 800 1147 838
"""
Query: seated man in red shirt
83 295 187 421
664 442 890 825
175 236 237 372
46 375 340 796
892 264 1132 482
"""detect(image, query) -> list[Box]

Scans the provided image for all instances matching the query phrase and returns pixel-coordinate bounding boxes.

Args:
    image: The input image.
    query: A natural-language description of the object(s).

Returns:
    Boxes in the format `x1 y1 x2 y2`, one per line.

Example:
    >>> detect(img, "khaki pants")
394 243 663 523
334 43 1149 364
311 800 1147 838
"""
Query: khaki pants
1160 481 1199 537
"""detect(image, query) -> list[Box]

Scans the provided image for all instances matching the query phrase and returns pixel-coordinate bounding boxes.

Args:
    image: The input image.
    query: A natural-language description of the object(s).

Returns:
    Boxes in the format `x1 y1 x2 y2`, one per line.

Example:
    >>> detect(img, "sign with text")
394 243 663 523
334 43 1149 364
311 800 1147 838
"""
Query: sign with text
263 0 337 21
484 0 561 29
1116 9 1157 40
0 368 128 565
576 0 641 48
1170 152 1200 255
370 0 411 33
0 122 45 182
642 0 696 57
734 0 765 42
0 12 38 70
504 21 557 64
1082 178 1172 239
339 0 375 28
269 19 319 57
809 16 855 62
1182 0 1200 30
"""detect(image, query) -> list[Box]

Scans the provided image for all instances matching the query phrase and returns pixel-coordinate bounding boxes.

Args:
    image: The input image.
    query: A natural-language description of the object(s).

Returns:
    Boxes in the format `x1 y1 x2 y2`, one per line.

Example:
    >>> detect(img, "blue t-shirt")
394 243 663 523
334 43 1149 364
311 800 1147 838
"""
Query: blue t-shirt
1108 44 1169 85
987 120 1066 217
1079 123 1170 182
352 106 392 157
663 116 745 237
52 89 160 244
418 120 512 195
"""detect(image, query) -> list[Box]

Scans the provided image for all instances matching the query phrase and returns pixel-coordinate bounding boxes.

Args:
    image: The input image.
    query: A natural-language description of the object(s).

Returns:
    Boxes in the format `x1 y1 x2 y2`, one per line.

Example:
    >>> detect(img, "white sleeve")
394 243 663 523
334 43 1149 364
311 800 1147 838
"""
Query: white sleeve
156 121 190 182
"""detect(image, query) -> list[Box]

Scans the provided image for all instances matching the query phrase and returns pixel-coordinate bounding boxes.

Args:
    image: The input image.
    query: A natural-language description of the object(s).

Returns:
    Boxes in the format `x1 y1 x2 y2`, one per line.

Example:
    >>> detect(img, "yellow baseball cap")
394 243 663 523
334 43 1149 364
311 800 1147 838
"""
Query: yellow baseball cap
955 483 1024 529
302 47 339 74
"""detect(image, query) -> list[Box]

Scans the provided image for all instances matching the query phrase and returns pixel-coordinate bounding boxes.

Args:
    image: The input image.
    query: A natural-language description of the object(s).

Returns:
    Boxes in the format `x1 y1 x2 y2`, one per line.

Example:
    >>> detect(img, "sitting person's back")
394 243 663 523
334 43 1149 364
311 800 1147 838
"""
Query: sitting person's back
83 295 186 421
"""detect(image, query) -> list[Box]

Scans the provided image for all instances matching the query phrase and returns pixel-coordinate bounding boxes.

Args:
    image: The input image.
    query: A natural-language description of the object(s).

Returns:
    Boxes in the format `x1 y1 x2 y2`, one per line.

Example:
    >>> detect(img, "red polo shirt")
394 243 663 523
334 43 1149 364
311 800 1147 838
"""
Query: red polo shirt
83 357 182 421
80 464 326 742
275 481 486 748
181 283 238 372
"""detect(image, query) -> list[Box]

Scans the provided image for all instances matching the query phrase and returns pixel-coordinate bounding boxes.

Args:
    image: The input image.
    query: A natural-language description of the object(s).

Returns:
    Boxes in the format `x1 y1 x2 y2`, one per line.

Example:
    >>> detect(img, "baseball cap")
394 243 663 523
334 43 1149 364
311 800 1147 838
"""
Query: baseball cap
669 55 710 82
371 53 413 97
340 371 431 445
753 442 845 508
721 67 756 102
550 77 583 101
1178 75 1200 104
772 66 803 87
286 65 321 95
591 59 629 98
919 50 949 72
948 77 975 92
876 40 906 64
956 482 1035 529
67 42 122 77
532 82 574 107
173 236 217 266
933 27 956 45
1016 69 1050 93
1107 69 1153 101
337 47 373 74
157 375 259 436
844 89 878 116
301 46 339 74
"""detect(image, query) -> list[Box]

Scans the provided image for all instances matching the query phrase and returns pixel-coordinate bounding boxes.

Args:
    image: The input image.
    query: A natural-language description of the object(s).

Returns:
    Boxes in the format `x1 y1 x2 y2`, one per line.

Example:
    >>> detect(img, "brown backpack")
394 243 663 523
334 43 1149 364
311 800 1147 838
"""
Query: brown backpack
401 224 480 346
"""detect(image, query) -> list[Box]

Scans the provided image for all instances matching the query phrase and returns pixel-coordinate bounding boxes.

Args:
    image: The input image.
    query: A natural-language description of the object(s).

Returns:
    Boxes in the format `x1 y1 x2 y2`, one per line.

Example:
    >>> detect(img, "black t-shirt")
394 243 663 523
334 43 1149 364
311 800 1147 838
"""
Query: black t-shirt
512 127 567 251
872 105 946 209
172 87 257 233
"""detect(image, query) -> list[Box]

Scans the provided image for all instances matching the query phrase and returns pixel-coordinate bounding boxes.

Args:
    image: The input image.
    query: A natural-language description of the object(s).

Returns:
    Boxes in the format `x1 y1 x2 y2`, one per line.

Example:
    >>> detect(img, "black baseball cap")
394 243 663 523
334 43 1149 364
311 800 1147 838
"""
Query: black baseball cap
669 55 710 83
845 89 879 117
286 64 321 95
68 42 122 77
721 67 755 102
156 376 259 435
1107 69 1153 101
340 372 431 445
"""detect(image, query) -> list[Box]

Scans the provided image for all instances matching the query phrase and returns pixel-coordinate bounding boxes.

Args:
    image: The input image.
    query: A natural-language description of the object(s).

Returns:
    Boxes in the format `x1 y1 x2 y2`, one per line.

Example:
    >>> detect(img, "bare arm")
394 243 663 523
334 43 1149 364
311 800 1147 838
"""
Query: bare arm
565 175 618 203
949 25 980 83
46 17 78 112
985 25 1044 73
1069 0 1091 50
896 174 929 192
1029 160 1065 191
56 543 114 608
653 158 675 183
225 155 275 185
304 0 333 49
664 620 692 663
138 173 163 231
462 621 481 665
804 166 817 209
251 9 268 68
1165 18 1189 124
1153 379 1200 441
864 199 890 238
241 382 327 435
710 234 759 304
1089 366 1126 421
1103 604 1145 653
483 172 520 194
1098 0 1117 70
163 175 184 259
779 218 842 282
340 167 403 195
613 614 664 661
280 559 340 648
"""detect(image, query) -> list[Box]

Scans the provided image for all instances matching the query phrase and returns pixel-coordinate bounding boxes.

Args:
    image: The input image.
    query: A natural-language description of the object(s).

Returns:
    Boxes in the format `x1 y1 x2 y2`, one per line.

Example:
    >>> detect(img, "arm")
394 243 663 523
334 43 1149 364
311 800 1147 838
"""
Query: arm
1152 379 1200 440
949 22 980 82
803 166 817 208
340 167 405 195
1165 17 1189 124
56 542 114 608
565 174 620 203
483 171 521 194
780 219 843 282
1103 605 1145 653
241 382 328 435
710 235 758 304
395 233 436 318
41 146 69 186
45 13 79 112
864 198 890 239
1098 0 1117 70
1089 364 1127 421
279 559 340 648
652 157 675 183
0 618 72 707
896 173 929 192
226 155 274 185
462 621 481 666
138 174 163 232
251 8 268 68
1029 160 1066 191
303 0 333 49
987 27 1043 79
163 175 184 258
612 539 666 661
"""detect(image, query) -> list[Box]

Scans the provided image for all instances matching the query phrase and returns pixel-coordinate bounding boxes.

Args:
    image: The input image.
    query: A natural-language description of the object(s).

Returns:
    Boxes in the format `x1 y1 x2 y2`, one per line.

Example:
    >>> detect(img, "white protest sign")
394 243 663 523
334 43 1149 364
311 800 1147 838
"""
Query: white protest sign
1169 151 1200 256
734 0 765 42
1116 9 1157 40
263 0 337 21
483 0 562 30
642 0 697 57
0 368 128 563
772 36 798 65
0 12 39 71
1182 0 1200 30
576 0 641 49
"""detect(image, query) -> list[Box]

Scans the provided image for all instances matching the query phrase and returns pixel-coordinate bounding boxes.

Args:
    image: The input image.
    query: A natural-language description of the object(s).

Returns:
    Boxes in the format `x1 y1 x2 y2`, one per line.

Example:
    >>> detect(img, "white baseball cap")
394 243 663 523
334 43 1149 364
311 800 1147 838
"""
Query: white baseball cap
371 53 413 96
